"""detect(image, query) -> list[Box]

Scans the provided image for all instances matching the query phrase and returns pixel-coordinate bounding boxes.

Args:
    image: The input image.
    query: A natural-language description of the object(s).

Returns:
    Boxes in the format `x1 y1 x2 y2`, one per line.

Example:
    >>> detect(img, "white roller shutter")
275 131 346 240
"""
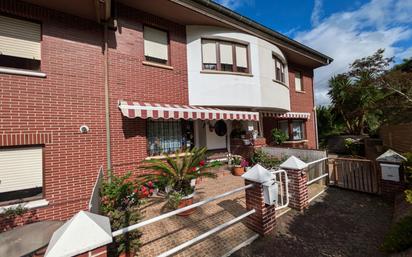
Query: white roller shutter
0 15 41 60
235 45 248 68
0 147 43 193
219 42 233 64
144 26 168 61
202 40 217 64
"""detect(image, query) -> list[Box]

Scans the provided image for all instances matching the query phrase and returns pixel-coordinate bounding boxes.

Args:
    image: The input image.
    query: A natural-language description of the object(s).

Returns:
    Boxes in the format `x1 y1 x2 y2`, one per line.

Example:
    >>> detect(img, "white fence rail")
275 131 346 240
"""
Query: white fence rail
270 169 289 210
306 157 329 186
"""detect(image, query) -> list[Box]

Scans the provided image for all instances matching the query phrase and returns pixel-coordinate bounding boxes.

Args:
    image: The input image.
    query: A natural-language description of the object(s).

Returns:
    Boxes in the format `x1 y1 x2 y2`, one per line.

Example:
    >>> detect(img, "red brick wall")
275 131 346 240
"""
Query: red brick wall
0 1 107 230
288 64 317 149
108 4 188 174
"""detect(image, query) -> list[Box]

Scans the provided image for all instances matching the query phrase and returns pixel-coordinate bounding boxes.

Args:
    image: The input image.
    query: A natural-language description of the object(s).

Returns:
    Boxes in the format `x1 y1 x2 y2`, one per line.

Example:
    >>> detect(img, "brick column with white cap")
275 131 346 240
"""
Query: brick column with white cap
280 156 309 211
242 164 277 236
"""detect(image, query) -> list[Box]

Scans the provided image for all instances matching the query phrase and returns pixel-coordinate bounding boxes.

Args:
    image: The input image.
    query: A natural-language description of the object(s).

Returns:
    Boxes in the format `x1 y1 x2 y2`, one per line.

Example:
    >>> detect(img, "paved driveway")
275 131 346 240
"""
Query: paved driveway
232 187 393 257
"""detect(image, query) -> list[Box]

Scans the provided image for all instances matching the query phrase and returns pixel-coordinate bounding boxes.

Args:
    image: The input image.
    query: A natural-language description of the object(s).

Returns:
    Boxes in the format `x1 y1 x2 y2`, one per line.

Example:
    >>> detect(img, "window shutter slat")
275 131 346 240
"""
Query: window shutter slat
144 26 168 61
0 147 43 193
0 15 41 60
235 45 247 68
220 42 233 64
202 40 217 64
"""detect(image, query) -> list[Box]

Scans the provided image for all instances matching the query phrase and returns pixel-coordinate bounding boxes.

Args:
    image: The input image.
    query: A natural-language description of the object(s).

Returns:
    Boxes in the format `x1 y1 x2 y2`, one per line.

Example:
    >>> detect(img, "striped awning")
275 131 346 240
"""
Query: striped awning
118 100 259 121
262 111 310 119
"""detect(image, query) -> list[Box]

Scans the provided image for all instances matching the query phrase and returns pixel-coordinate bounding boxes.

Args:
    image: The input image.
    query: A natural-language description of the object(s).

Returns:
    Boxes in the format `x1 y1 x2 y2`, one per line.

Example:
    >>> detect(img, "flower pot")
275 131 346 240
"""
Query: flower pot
177 192 196 216
232 166 245 176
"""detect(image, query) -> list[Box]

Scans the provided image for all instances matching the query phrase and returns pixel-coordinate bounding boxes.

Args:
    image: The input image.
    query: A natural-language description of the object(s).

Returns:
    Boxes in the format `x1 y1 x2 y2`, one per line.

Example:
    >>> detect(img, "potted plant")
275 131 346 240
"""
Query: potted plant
231 156 248 176
100 172 142 257
140 147 219 216
271 128 288 145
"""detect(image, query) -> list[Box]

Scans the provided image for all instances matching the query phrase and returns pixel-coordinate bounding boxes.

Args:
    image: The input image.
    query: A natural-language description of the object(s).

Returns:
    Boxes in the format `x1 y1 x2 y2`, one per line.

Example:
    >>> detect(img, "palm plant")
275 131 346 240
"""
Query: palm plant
139 147 219 196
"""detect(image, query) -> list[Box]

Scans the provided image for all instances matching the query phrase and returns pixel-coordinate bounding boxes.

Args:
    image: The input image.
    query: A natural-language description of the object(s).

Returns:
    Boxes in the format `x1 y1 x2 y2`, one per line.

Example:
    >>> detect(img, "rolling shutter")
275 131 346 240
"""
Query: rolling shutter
202 40 217 64
219 42 233 64
235 45 248 68
0 147 43 193
144 26 168 61
0 15 41 60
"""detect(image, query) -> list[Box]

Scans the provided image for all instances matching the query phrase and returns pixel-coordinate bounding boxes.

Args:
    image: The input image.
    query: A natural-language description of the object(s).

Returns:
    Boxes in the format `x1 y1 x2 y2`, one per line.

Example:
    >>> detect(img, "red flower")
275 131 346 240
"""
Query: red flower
149 189 154 194
191 167 197 172
199 160 205 167
141 186 147 192
147 181 153 188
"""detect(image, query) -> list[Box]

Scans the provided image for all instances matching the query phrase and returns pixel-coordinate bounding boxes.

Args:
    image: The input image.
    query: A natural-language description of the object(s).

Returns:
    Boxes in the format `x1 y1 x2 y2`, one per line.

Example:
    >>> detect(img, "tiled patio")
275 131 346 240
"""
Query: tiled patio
138 169 258 257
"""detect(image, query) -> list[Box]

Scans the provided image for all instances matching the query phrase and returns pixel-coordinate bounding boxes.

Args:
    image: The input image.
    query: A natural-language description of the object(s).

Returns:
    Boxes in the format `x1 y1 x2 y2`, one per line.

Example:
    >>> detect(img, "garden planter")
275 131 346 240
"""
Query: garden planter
232 166 245 176
177 192 196 216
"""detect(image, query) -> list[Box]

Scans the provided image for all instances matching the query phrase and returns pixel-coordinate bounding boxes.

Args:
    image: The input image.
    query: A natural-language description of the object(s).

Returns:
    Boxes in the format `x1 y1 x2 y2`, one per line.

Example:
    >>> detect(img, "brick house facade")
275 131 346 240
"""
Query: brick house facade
0 0 331 230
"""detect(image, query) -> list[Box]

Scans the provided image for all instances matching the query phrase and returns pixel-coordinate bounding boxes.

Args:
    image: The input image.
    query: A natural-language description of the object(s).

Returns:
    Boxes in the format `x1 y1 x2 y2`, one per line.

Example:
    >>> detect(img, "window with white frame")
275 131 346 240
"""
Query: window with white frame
295 72 303 91
201 39 249 73
143 26 169 65
273 56 286 83
0 146 43 205
0 15 41 71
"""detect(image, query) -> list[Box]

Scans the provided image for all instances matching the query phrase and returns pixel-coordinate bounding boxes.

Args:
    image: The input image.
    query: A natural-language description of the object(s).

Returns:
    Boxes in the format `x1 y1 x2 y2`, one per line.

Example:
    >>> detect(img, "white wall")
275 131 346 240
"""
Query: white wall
186 26 290 111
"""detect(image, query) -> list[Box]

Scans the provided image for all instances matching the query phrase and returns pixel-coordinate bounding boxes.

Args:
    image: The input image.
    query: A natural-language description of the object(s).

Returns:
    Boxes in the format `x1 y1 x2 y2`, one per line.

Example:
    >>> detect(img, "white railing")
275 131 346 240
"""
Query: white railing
306 157 329 186
113 184 255 257
271 169 289 210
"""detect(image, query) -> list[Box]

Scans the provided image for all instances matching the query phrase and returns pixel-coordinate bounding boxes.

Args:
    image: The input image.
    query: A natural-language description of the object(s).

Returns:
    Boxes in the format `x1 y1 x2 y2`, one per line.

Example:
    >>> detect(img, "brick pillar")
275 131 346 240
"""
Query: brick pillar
244 180 276 236
76 246 108 257
285 168 309 211
280 156 309 212
376 150 408 198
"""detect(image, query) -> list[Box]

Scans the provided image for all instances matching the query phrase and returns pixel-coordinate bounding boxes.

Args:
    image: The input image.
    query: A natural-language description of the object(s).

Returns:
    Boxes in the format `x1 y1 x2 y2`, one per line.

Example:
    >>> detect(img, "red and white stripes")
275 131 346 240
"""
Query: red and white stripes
261 111 310 119
118 100 259 121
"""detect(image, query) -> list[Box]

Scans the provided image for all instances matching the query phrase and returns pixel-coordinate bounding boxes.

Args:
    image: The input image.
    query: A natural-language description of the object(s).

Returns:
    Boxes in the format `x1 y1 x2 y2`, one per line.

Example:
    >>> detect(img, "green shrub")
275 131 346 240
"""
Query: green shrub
381 215 412 253
271 129 288 145
404 152 412 204
100 172 143 256
251 149 282 169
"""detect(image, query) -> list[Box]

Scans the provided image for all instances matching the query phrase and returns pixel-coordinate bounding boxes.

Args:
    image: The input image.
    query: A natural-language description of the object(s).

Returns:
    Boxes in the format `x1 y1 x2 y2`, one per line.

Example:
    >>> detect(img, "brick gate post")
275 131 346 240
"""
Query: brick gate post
280 156 309 211
242 164 277 236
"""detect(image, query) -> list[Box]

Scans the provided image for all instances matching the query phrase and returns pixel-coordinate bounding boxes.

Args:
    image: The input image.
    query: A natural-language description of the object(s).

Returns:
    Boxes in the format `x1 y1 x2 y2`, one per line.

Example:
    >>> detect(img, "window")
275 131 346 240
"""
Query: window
274 56 285 83
0 146 43 206
295 72 303 91
201 39 249 73
291 120 305 140
147 119 194 156
143 26 169 65
276 120 306 141
0 15 41 71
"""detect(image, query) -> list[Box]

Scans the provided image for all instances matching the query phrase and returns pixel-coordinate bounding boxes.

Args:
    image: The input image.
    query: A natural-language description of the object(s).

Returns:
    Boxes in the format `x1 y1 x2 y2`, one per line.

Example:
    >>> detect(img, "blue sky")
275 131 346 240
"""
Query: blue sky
215 0 412 105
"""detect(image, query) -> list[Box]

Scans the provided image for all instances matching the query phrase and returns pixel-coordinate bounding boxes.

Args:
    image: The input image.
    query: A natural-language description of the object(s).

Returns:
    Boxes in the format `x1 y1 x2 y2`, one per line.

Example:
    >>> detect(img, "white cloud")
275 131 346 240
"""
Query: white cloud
295 0 412 105
311 0 323 26
214 0 254 10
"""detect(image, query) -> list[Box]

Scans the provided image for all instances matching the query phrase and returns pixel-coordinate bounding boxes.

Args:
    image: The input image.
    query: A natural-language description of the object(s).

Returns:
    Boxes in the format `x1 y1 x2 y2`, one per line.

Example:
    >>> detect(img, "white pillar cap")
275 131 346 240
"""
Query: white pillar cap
242 164 274 183
280 155 308 170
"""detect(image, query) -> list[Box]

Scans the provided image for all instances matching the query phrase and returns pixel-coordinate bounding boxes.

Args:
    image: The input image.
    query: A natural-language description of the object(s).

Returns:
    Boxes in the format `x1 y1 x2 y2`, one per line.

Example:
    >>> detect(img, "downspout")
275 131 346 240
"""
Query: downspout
103 22 112 177
313 106 319 149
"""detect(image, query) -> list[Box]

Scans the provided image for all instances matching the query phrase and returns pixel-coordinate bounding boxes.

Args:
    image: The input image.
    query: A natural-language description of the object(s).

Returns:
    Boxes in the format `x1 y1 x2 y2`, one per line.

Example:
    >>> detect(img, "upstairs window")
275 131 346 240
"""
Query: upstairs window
295 72 303 91
275 120 306 141
0 15 41 71
201 39 249 73
144 26 169 65
274 56 285 83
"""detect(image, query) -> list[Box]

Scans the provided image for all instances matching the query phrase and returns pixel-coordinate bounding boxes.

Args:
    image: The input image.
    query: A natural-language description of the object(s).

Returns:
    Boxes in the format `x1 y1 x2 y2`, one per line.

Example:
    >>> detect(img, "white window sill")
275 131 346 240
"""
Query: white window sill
296 90 306 94
272 79 289 88
0 67 46 78
142 61 173 70
0 199 49 214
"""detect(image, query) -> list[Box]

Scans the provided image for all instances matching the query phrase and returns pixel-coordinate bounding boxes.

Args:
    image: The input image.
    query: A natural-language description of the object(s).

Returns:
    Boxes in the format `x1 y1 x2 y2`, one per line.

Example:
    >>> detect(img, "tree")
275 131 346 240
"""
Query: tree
328 49 390 135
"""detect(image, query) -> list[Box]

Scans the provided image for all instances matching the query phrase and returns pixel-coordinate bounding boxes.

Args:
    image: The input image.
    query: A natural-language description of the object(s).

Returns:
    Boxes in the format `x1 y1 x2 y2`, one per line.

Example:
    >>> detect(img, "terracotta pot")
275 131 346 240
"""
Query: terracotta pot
177 192 196 216
119 251 135 257
232 166 245 176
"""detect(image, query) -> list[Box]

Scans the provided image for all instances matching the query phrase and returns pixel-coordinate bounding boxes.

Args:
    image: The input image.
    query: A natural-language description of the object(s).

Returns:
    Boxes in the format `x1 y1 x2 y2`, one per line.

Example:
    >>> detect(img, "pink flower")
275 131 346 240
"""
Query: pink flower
191 167 197 172
147 181 153 188
141 186 147 192
149 189 154 194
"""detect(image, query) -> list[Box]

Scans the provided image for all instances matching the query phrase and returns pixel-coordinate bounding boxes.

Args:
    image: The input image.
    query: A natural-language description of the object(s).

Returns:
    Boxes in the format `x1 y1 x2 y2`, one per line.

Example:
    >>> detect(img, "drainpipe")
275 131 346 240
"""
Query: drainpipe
103 22 112 178
313 106 319 149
